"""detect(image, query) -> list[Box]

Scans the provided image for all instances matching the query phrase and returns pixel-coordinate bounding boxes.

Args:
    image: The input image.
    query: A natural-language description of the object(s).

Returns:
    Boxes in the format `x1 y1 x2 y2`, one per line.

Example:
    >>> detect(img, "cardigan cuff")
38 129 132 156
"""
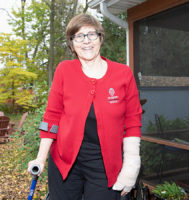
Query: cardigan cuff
39 122 48 131
50 125 59 134
124 127 141 138
39 121 59 140
40 130 57 139
39 122 59 134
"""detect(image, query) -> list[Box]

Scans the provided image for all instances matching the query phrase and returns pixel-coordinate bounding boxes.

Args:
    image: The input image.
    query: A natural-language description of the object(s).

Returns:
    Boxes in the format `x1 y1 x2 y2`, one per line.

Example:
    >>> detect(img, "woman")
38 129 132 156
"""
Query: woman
28 14 142 200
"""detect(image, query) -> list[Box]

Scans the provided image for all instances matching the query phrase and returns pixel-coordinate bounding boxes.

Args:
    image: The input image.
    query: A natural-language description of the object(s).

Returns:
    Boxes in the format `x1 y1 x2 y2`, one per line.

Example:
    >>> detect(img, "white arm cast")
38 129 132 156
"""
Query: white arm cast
112 137 141 193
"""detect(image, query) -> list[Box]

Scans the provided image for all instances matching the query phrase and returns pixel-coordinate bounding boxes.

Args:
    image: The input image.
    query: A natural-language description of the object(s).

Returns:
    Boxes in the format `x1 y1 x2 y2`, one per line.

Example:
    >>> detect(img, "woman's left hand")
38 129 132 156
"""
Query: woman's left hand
112 137 141 196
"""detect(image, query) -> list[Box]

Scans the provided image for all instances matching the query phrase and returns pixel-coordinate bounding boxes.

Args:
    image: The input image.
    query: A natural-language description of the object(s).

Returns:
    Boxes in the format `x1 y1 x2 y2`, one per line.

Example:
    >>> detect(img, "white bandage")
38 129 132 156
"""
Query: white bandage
112 137 141 193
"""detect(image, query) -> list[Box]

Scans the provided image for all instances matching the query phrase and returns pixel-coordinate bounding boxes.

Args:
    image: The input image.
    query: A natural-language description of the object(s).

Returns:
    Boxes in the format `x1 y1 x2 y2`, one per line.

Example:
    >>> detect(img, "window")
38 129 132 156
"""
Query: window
134 3 189 132
134 3 189 87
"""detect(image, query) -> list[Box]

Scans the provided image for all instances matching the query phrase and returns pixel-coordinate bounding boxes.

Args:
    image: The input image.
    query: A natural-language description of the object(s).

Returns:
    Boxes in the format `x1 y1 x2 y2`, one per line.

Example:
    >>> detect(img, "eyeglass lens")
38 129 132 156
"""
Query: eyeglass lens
73 32 100 42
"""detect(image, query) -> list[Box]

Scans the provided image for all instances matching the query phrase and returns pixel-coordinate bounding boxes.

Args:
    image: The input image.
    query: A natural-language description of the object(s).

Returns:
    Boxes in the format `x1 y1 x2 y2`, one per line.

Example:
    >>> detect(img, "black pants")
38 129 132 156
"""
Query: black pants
48 142 121 200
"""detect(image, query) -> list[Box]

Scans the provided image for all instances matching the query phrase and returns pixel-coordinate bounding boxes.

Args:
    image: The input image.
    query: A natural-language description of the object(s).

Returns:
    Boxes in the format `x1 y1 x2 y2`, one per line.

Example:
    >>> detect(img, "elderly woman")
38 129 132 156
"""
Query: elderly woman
28 14 142 200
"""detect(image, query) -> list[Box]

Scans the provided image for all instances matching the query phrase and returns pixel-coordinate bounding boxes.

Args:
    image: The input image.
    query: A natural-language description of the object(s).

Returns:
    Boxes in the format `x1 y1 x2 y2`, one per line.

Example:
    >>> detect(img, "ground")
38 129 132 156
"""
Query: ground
0 137 48 200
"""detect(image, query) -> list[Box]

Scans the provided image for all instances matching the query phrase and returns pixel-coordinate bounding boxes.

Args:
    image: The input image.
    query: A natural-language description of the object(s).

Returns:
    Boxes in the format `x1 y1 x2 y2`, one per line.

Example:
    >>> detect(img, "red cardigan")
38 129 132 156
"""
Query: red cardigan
40 57 142 187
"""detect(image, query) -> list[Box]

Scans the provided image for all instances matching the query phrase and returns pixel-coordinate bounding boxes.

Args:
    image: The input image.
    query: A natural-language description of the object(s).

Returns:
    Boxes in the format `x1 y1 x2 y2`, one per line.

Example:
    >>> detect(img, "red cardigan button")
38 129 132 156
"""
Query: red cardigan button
90 90 95 95
91 79 96 84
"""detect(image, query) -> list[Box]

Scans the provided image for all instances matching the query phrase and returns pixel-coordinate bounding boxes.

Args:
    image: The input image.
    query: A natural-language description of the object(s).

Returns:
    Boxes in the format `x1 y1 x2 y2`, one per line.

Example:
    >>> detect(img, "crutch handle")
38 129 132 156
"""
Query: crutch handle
30 164 41 176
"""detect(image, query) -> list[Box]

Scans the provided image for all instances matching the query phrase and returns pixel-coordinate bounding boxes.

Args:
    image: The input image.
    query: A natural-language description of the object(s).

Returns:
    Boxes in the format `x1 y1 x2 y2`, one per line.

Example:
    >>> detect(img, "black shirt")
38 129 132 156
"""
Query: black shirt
83 103 100 145
77 104 102 162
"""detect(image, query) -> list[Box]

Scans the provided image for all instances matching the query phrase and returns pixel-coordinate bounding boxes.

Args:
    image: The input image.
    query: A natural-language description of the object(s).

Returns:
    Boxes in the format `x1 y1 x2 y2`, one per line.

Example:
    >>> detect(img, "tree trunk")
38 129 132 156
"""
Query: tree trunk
48 0 55 88
83 0 88 13
12 81 15 112
21 0 28 58
21 0 26 39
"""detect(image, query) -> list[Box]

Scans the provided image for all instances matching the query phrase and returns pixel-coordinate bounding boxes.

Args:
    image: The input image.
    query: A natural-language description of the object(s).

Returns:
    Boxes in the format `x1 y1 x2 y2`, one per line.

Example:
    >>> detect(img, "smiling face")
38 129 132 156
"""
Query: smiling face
72 26 102 62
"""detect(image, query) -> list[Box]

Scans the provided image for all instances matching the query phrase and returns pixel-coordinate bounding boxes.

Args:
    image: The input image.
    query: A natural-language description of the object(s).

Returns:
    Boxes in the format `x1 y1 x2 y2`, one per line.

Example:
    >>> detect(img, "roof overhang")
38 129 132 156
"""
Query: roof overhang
88 0 146 14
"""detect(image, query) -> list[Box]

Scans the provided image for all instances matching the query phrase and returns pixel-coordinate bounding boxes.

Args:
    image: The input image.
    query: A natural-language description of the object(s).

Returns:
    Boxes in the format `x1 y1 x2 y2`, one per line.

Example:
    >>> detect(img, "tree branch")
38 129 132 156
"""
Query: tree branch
0 8 15 20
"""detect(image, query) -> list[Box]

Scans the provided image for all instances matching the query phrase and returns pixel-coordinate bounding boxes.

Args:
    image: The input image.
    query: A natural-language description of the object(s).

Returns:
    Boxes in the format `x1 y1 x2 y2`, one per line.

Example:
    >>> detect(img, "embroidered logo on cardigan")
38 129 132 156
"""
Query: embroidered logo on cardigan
108 88 119 103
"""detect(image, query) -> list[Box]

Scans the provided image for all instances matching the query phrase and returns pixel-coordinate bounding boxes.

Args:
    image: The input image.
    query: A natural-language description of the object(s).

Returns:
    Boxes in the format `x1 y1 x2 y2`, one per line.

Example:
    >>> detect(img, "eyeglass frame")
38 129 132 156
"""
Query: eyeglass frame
70 31 101 43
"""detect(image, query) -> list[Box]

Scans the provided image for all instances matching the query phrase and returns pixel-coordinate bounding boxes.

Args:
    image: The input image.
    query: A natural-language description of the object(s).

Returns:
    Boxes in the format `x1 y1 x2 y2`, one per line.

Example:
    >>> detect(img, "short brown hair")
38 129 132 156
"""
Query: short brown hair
66 14 105 53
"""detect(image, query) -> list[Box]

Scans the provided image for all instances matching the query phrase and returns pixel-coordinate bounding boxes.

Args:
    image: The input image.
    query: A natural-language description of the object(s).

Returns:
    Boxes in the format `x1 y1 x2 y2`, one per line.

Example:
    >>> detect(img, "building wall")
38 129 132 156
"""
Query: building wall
140 87 189 132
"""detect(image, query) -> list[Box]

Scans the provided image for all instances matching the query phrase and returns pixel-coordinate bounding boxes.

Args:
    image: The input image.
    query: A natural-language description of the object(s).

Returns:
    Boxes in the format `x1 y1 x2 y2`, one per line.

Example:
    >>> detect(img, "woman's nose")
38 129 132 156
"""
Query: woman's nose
83 35 90 43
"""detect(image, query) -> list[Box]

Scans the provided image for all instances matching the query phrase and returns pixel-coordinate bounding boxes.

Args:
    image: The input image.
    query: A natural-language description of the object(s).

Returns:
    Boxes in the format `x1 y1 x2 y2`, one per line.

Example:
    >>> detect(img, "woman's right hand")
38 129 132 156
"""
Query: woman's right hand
28 158 45 176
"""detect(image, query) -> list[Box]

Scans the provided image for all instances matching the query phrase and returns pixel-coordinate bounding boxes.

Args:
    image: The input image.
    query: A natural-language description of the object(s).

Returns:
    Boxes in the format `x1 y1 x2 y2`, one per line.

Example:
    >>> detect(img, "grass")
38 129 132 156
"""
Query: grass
0 135 48 199
0 112 48 199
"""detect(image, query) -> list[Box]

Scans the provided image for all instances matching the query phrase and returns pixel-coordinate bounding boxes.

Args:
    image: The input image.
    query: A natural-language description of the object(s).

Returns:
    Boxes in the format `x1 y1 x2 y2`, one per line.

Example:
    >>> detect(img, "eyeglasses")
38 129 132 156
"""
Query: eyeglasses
71 31 101 43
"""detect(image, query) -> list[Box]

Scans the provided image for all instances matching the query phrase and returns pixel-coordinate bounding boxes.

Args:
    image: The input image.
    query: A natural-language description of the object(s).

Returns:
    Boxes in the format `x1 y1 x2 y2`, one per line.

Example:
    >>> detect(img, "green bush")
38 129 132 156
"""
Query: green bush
153 181 187 200
11 92 49 181
146 115 189 133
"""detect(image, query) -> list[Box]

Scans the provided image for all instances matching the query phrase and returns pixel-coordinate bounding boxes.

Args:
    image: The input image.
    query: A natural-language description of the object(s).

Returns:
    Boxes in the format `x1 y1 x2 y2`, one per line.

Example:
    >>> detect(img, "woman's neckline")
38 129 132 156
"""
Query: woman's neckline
77 56 110 82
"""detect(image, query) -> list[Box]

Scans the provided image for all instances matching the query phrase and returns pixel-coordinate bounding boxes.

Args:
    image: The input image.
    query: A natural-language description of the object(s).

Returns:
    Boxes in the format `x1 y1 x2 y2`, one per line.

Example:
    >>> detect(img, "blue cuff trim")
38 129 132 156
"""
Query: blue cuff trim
39 122 48 132
50 125 59 134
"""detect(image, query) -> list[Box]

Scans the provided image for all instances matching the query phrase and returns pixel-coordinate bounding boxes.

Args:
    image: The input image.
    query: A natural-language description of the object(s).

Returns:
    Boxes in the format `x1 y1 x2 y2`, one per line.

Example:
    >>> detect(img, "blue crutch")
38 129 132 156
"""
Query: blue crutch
27 164 41 200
